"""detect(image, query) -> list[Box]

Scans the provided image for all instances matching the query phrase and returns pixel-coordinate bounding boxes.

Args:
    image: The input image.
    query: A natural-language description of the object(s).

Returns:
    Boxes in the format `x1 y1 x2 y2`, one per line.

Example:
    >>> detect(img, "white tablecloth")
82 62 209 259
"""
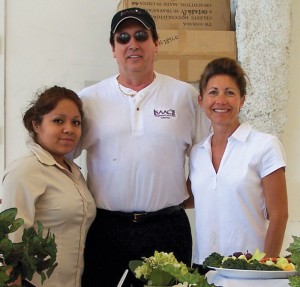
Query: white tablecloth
206 271 291 287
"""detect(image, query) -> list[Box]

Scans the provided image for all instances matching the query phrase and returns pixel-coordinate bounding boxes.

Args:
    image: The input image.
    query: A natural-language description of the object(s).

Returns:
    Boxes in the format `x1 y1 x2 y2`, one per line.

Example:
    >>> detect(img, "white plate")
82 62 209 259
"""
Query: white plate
210 267 298 279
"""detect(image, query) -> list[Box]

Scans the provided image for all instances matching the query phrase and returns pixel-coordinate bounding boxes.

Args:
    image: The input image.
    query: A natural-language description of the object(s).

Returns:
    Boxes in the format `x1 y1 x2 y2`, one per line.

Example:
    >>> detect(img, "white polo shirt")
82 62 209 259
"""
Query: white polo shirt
189 122 286 264
76 72 210 212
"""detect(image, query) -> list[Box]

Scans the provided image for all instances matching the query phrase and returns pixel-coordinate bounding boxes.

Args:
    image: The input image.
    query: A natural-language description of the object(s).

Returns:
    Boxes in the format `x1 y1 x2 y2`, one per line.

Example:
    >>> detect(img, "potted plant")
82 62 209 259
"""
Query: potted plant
129 251 216 287
0 208 57 287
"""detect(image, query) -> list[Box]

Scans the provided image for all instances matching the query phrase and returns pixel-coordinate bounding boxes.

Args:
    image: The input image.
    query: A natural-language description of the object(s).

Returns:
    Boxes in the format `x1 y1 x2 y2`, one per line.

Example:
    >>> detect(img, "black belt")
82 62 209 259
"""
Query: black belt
97 204 183 223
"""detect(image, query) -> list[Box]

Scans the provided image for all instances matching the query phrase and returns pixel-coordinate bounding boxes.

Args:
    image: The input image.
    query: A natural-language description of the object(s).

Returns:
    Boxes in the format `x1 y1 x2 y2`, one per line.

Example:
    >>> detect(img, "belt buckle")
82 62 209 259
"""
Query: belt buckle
133 212 146 223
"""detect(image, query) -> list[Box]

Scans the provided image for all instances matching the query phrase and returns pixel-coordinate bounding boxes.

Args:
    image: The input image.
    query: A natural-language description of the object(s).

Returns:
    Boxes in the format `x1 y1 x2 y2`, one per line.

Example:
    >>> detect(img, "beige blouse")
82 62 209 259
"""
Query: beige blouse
1 143 96 287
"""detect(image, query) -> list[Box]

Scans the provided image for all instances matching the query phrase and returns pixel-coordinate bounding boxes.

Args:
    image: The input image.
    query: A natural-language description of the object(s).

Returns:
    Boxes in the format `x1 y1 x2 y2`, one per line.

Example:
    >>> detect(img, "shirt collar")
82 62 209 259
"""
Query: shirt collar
229 122 252 143
199 122 252 148
30 142 58 166
27 142 82 181
29 142 79 172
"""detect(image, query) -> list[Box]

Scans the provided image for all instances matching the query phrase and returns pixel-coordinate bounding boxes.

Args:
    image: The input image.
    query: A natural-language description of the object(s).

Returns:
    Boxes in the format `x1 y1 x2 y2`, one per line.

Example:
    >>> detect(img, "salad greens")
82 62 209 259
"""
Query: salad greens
203 238 300 287
203 248 291 271
202 252 223 269
222 258 281 271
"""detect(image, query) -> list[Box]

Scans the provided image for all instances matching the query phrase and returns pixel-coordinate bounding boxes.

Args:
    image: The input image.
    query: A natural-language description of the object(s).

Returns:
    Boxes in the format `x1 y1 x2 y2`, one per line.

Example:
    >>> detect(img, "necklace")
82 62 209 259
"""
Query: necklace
117 81 137 97
117 74 156 97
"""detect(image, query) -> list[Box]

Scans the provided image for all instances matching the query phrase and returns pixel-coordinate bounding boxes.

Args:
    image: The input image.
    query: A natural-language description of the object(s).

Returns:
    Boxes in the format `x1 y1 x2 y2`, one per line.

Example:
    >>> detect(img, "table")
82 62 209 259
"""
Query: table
206 271 291 287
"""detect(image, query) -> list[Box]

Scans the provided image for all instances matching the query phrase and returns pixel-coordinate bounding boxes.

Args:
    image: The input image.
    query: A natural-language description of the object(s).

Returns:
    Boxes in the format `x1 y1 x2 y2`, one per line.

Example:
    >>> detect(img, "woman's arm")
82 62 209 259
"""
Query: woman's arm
182 178 195 209
262 167 288 257
1 159 45 241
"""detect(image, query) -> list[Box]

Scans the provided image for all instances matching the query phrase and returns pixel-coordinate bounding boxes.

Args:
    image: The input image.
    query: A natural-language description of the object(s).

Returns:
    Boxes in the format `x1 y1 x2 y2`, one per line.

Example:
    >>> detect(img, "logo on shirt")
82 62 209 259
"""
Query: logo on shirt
153 109 176 119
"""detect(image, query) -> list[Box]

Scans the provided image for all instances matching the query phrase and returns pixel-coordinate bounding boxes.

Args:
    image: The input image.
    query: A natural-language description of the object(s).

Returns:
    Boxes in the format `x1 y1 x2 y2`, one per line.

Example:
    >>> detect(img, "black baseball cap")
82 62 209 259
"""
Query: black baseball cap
111 7 156 34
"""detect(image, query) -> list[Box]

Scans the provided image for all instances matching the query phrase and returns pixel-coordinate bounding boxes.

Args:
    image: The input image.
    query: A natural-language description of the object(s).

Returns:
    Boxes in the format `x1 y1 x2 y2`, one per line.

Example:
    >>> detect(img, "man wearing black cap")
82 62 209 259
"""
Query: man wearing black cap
75 7 210 287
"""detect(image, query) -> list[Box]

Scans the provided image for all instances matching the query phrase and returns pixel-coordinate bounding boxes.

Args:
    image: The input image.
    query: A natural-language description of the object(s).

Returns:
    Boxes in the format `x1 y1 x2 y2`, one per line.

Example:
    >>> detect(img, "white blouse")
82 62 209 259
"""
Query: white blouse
189 123 286 264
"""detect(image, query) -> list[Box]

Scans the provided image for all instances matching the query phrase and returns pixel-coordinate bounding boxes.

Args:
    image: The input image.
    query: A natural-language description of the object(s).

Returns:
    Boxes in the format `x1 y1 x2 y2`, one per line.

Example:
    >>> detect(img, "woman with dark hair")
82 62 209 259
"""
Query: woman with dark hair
190 58 288 274
1 86 96 287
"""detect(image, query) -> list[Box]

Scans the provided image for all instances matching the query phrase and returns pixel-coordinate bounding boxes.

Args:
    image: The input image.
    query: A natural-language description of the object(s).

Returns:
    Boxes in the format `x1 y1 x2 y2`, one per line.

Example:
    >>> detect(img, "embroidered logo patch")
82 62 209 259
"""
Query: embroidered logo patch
153 109 176 119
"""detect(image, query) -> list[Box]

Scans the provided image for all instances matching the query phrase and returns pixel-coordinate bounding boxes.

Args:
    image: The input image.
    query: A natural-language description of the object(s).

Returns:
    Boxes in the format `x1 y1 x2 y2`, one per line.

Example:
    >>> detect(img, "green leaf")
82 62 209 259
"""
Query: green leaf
9 218 24 234
0 208 24 239
197 278 219 287
0 238 13 258
148 269 174 286
0 266 10 286
288 275 300 287
203 252 224 269
0 208 58 286
46 262 58 278
287 236 300 271
129 260 143 274
0 208 17 222
250 248 266 262
19 223 57 283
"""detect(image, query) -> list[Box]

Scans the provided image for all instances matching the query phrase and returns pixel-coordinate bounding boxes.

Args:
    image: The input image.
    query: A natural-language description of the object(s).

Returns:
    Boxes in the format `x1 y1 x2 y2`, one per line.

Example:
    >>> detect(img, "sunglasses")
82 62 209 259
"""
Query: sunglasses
116 31 149 45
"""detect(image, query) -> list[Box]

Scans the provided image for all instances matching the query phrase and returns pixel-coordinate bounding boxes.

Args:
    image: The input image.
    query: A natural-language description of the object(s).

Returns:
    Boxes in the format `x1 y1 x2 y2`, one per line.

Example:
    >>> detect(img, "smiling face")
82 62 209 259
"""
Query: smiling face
199 74 245 130
111 20 158 76
33 99 82 165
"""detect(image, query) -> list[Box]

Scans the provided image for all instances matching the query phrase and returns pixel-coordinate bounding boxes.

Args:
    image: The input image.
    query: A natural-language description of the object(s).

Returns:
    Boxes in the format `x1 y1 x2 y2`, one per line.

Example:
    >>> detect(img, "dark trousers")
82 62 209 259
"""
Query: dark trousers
82 207 192 287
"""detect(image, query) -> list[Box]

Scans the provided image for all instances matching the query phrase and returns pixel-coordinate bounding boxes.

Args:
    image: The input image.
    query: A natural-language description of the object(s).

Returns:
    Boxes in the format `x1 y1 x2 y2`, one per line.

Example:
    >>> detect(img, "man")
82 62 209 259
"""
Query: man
75 7 210 287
